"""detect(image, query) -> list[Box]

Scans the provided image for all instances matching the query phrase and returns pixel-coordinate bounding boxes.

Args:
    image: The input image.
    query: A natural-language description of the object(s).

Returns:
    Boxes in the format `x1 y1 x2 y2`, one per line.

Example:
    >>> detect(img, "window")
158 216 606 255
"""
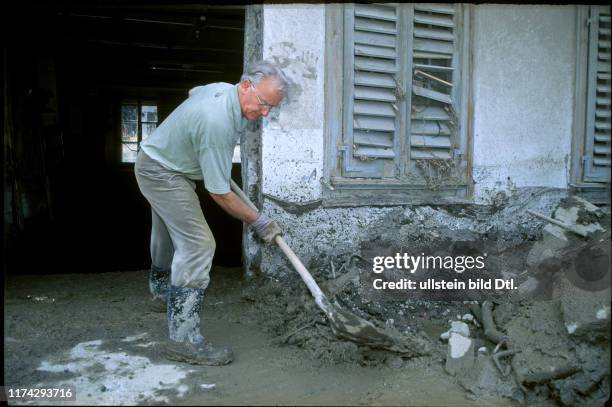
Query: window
324 4 470 205
583 6 611 182
571 6 610 202
232 140 241 164
121 102 158 163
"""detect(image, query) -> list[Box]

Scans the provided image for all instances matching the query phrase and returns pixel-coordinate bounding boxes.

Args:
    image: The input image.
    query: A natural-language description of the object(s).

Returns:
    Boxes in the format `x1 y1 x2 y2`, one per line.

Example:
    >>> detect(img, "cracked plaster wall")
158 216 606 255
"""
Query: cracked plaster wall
249 5 579 275
261 5 325 203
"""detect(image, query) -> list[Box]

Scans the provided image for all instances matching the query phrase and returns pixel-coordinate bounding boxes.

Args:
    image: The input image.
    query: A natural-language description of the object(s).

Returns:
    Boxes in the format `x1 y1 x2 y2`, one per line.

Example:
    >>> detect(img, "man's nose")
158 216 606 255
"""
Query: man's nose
261 108 270 117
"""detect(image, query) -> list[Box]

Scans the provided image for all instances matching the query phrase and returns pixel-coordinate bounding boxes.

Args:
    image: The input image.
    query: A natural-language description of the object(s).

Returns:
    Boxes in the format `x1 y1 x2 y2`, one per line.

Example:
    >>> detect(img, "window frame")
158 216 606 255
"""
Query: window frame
583 5 611 183
570 5 611 203
119 99 158 165
323 3 473 207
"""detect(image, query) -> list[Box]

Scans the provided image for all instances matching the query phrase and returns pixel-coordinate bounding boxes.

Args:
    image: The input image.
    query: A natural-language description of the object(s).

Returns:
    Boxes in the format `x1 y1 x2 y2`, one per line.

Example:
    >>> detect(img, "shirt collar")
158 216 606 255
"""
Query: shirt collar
230 83 248 133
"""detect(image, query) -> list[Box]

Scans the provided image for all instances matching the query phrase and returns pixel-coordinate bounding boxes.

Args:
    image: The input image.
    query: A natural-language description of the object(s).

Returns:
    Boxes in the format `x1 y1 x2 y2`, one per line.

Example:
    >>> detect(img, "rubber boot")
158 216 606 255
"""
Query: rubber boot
148 265 170 313
164 285 233 365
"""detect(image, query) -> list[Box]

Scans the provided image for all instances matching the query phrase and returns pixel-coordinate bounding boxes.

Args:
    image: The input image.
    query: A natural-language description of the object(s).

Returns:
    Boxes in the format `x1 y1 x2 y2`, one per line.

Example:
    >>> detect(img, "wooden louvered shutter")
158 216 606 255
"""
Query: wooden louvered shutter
409 4 459 162
584 6 611 182
342 4 404 178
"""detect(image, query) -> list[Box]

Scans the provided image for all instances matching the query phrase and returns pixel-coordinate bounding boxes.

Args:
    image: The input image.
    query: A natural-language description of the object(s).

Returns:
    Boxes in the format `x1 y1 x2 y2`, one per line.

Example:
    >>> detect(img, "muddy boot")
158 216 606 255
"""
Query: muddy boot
164 285 233 365
148 265 169 313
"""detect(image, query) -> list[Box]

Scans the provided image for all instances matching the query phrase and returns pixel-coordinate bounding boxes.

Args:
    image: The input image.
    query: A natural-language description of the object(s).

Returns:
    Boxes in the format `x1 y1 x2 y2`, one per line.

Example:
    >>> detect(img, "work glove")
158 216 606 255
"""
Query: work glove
252 213 282 243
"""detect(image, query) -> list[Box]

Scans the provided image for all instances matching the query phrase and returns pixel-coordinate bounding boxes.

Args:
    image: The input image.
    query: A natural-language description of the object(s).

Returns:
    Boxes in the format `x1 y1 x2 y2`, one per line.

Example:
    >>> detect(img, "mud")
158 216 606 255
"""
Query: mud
4 194 610 405
251 194 611 406
5 267 483 405
4 259 609 405
261 193 322 215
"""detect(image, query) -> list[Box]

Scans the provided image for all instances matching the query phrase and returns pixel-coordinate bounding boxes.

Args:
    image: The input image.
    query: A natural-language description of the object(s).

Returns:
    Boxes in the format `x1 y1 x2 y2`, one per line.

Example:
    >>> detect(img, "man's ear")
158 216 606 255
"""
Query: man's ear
239 80 250 92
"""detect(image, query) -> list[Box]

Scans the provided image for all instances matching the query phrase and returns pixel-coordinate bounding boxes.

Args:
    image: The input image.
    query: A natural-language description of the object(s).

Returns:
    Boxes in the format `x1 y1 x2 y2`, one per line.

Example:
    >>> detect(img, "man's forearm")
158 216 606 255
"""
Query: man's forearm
209 191 259 224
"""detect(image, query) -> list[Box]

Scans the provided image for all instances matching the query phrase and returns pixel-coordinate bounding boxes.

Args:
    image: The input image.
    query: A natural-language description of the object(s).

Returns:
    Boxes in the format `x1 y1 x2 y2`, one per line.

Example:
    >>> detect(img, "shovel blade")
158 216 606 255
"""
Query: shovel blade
316 296 430 356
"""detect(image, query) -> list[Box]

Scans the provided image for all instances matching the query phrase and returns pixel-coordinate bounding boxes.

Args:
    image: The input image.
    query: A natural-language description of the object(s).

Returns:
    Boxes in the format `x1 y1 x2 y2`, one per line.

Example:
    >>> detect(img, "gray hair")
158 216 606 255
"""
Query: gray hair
240 60 289 97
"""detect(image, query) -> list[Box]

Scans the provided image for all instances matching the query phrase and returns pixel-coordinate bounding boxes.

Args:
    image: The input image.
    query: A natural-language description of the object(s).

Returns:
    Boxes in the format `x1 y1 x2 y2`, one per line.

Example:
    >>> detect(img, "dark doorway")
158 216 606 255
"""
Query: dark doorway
4 4 246 274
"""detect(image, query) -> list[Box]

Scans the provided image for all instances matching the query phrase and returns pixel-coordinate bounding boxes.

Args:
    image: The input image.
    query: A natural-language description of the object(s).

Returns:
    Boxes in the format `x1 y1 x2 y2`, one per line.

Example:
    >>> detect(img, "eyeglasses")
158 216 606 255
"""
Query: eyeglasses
250 82 277 113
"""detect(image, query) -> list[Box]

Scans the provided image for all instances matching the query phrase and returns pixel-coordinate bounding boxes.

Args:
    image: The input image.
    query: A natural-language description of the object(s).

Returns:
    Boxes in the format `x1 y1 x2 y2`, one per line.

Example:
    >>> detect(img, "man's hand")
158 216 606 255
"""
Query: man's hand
252 213 282 243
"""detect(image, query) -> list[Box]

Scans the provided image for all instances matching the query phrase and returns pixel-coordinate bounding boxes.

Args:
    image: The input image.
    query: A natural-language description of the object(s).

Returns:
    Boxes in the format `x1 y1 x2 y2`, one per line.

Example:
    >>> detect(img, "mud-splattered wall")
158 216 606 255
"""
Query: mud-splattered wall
245 5 582 275
261 5 325 203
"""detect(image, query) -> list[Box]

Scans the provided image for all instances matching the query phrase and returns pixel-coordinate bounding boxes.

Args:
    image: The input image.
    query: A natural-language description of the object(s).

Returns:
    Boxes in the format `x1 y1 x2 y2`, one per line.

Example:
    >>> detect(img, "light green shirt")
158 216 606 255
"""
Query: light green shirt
141 83 247 194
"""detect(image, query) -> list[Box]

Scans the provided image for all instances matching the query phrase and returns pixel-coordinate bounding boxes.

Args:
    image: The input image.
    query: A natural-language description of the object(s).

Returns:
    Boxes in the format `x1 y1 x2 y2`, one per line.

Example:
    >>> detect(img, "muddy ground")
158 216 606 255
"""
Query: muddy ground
4 196 611 406
6 267 491 406
4 263 609 406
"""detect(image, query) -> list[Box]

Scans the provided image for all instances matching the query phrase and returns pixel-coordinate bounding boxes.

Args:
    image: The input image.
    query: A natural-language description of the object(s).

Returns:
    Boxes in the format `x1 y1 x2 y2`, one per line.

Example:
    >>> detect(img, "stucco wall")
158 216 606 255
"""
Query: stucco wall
261 5 326 203
250 4 578 274
471 5 577 202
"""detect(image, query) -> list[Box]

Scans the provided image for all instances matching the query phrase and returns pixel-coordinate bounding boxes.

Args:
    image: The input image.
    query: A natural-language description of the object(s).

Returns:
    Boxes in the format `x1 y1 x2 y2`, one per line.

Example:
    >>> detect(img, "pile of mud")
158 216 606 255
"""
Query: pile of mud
245 195 610 406
241 274 375 365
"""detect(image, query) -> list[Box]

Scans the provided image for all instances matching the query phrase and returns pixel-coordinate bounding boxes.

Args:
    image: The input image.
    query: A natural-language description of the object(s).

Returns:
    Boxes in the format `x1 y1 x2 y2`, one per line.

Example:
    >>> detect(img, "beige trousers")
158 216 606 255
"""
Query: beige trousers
134 150 216 289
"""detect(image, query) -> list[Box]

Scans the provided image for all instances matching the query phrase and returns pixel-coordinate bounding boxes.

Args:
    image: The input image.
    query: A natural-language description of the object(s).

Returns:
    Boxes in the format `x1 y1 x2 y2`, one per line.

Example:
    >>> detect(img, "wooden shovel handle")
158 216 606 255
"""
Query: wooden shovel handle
230 180 326 302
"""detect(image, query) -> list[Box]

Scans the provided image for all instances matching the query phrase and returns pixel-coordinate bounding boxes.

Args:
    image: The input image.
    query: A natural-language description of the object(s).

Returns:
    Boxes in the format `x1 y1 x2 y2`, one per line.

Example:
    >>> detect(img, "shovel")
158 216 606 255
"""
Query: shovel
230 180 430 355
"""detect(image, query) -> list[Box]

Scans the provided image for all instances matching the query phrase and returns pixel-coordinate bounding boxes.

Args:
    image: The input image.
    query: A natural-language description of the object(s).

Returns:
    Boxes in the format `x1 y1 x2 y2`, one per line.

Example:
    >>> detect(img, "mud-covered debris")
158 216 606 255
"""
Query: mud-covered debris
26 295 55 303
492 303 516 327
523 364 581 385
445 332 474 376
550 367 609 407
517 277 540 299
526 235 569 269
551 196 606 236
459 354 520 402
542 222 570 243
461 313 474 323
560 288 610 341
440 321 470 342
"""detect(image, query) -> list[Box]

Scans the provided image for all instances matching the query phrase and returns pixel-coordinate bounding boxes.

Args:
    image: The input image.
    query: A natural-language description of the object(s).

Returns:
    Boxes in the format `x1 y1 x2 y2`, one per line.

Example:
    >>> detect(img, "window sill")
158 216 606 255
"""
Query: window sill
322 177 471 207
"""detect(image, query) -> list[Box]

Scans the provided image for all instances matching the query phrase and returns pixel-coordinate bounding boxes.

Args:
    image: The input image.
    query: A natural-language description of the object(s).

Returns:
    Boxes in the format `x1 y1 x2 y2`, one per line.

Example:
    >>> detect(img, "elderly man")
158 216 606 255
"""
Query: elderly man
134 61 287 365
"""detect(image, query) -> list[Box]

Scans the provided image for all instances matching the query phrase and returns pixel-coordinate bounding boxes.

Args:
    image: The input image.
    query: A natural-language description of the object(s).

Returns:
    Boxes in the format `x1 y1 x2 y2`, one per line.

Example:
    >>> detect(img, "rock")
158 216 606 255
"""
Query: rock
449 320 470 337
386 355 404 369
445 332 474 376
526 196 605 279
440 321 470 342
518 277 540 299
562 300 610 339
472 338 485 352
555 277 611 341
543 224 569 244
461 314 474 323
501 271 517 281
526 238 568 269
596 307 610 320
572 195 602 212
458 354 517 400
552 378 579 406
493 302 515 327
553 196 605 237
571 368 607 396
